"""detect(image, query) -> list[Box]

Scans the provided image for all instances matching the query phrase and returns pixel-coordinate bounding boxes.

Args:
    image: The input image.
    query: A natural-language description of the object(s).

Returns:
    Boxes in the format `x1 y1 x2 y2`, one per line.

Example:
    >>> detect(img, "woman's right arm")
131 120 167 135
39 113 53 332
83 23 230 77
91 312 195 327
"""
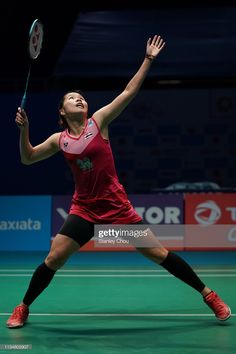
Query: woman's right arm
16 107 60 165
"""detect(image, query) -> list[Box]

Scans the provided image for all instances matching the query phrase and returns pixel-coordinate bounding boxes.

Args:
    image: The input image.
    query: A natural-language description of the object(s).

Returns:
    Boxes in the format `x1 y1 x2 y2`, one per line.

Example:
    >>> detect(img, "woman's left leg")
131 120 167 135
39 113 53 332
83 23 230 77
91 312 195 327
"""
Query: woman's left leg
136 246 231 321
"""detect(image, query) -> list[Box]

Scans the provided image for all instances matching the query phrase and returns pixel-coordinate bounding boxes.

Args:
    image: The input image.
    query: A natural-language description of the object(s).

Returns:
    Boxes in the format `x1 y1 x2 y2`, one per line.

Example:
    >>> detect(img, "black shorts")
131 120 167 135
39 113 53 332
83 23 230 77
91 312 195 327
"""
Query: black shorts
58 214 143 248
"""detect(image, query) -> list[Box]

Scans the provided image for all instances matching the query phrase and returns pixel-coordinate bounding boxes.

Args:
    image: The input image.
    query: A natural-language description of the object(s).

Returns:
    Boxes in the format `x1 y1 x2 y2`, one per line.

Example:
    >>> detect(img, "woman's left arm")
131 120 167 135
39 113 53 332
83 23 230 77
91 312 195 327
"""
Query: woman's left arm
93 35 165 131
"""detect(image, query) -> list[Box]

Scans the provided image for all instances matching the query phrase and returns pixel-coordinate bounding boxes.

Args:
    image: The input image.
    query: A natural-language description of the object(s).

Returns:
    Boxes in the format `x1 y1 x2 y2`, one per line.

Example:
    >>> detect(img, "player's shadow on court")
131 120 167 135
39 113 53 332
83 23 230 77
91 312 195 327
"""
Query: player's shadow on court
30 318 234 353
32 316 228 336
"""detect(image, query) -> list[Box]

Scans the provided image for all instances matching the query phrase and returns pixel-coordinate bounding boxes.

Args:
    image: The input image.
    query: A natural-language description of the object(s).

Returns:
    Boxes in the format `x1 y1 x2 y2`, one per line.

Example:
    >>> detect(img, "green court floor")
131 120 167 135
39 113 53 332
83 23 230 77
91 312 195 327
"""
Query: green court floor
0 252 235 354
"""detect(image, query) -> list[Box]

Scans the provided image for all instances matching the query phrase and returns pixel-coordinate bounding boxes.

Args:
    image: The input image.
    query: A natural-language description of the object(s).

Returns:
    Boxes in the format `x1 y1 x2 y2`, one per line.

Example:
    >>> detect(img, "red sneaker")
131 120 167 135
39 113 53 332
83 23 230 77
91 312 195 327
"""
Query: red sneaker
204 291 231 321
6 304 29 328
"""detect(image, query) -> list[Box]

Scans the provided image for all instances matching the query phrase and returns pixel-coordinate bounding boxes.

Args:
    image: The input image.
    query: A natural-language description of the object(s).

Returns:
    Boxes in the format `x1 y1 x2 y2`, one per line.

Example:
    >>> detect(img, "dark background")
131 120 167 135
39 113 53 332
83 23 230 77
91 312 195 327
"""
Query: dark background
1 0 236 195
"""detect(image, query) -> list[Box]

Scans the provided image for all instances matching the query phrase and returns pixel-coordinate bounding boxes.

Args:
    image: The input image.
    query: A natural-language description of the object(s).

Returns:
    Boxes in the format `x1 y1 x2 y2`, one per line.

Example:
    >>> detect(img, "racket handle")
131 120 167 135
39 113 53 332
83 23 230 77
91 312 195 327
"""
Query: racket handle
20 94 27 110
21 65 31 110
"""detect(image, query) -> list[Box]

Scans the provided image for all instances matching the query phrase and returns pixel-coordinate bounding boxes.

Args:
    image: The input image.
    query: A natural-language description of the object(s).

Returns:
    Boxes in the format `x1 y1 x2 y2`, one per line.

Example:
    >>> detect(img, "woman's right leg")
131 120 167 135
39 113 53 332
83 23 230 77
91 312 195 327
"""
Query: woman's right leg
6 234 79 328
23 234 80 305
7 214 95 328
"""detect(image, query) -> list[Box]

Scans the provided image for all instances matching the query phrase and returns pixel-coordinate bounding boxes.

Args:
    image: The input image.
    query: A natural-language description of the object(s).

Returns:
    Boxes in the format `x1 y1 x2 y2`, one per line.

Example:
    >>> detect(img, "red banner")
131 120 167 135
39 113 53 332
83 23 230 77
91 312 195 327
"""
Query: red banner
185 193 236 250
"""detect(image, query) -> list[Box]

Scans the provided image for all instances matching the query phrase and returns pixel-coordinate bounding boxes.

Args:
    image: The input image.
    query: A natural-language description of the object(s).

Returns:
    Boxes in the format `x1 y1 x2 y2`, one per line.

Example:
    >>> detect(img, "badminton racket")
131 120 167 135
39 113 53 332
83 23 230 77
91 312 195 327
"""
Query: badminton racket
20 19 44 109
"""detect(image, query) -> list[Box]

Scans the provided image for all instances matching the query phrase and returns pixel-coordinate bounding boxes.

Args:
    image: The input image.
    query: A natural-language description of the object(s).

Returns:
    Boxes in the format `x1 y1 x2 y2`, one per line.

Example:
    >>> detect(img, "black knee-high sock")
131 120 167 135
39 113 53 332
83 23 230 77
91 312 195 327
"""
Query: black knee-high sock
160 252 205 293
23 262 56 306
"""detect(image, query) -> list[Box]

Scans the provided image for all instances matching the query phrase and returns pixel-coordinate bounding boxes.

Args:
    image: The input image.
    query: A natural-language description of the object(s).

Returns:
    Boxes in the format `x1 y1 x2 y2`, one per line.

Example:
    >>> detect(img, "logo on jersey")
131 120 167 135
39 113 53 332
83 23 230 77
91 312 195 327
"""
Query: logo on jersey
76 157 93 171
84 132 93 140
194 200 221 225
63 142 68 148
88 119 93 127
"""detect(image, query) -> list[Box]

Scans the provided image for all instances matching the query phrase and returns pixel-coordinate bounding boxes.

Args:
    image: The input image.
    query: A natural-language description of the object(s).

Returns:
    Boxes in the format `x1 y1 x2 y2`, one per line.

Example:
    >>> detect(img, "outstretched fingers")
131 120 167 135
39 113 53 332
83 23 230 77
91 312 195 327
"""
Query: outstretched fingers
152 35 165 49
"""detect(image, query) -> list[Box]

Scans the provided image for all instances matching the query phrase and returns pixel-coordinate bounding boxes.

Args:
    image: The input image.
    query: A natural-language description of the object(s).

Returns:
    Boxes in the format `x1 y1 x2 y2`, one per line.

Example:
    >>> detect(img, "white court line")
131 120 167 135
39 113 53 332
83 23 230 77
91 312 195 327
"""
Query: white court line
0 268 235 272
0 312 235 317
0 274 236 277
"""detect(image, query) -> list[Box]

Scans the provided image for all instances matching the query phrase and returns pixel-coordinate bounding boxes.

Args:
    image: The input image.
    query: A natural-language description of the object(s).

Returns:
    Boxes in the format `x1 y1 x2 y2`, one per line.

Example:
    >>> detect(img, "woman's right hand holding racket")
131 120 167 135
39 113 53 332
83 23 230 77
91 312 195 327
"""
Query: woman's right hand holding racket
15 107 29 129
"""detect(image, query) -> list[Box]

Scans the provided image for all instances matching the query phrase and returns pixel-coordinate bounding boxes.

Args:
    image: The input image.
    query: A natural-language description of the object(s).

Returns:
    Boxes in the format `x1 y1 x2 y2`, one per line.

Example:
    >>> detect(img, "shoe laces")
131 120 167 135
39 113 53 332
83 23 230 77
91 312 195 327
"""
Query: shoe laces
206 293 226 313
12 305 28 319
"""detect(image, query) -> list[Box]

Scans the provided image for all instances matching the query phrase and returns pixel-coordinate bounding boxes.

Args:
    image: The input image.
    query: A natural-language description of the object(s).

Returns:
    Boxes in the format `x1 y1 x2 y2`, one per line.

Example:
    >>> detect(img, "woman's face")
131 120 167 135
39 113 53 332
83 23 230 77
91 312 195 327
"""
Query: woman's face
61 92 88 118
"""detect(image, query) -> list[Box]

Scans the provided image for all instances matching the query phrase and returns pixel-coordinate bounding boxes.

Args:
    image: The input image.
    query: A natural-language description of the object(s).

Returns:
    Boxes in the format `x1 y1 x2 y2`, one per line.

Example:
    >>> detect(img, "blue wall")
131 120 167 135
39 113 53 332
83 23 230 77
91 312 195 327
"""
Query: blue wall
1 87 236 195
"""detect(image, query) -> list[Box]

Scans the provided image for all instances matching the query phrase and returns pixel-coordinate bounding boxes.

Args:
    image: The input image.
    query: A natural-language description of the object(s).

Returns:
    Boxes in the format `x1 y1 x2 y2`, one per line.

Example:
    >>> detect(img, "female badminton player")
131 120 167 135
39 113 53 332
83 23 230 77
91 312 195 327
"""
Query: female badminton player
7 35 231 328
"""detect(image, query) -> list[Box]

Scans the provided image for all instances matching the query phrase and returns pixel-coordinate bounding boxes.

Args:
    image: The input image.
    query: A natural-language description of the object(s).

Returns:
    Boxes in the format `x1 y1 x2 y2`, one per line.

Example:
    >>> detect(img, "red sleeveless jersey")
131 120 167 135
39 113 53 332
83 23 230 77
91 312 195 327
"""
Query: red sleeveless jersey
59 117 142 224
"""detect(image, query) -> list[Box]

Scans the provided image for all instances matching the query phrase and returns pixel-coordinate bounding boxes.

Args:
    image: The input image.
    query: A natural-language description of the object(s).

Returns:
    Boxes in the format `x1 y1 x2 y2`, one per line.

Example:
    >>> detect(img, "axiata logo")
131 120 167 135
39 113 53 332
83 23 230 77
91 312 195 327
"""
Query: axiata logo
194 201 221 225
0 218 41 231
